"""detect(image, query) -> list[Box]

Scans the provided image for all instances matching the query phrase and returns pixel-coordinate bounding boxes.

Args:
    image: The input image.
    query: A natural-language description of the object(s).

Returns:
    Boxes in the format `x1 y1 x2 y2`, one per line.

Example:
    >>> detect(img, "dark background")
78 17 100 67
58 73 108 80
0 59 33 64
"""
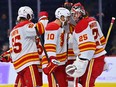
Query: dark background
0 0 116 55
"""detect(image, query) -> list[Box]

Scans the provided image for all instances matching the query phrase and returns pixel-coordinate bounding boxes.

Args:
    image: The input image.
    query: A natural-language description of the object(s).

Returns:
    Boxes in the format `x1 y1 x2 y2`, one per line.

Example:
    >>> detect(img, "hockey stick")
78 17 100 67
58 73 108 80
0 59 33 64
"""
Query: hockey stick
35 27 59 87
0 56 3 61
105 17 115 46
0 55 3 60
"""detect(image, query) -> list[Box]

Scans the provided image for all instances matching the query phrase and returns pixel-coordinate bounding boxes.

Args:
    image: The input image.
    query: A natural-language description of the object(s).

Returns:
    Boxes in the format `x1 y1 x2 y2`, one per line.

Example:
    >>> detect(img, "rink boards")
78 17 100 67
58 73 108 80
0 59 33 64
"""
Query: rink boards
0 56 116 87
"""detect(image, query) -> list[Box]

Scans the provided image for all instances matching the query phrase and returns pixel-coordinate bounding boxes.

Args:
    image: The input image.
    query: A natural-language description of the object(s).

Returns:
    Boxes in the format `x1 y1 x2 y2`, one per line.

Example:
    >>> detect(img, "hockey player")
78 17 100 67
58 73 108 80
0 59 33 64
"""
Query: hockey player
35 11 49 87
63 2 82 87
38 11 49 28
9 6 44 87
66 2 107 87
42 7 70 87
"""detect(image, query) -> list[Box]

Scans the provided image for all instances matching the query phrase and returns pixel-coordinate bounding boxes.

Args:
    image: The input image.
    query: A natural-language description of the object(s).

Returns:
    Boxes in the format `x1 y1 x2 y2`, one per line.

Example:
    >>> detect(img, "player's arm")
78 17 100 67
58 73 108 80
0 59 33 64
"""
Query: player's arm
25 22 44 37
96 21 106 48
35 22 45 35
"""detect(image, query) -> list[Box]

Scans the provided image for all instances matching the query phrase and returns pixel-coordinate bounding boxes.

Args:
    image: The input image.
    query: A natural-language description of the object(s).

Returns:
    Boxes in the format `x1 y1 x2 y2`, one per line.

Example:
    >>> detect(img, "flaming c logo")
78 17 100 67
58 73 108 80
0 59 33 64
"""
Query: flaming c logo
60 31 65 47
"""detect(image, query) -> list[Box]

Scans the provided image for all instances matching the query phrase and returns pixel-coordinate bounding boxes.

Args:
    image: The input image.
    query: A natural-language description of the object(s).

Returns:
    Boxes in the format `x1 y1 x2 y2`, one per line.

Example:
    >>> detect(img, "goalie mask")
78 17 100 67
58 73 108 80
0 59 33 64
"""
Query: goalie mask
55 7 70 26
18 6 34 21
71 2 86 22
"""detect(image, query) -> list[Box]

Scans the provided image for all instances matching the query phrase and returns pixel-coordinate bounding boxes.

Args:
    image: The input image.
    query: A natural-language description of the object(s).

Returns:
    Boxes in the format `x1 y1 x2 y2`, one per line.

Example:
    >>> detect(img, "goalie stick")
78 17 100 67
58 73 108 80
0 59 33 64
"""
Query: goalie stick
76 17 115 87
35 27 59 87
0 55 2 60
67 17 115 87
105 17 115 47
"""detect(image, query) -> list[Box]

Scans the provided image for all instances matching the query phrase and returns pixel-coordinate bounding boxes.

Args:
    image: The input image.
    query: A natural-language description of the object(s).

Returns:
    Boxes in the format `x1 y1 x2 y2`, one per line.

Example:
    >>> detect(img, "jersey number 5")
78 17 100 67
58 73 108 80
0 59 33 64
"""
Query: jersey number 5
12 35 22 53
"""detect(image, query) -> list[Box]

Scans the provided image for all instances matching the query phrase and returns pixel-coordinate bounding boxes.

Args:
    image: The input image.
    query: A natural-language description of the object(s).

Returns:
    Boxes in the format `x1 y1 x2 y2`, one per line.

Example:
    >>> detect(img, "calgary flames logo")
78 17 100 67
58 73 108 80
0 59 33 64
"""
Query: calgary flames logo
60 31 65 47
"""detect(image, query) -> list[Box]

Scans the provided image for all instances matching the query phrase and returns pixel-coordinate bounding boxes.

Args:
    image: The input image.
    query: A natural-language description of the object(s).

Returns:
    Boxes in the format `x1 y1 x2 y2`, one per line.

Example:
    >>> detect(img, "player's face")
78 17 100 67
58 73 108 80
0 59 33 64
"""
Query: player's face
61 16 70 21
66 16 70 22
61 16 70 25
71 11 82 22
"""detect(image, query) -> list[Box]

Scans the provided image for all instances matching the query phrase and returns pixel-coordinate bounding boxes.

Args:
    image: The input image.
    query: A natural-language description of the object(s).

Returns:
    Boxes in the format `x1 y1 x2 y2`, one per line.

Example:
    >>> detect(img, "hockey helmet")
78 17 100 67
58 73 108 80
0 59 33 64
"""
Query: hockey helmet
55 7 70 19
18 6 34 20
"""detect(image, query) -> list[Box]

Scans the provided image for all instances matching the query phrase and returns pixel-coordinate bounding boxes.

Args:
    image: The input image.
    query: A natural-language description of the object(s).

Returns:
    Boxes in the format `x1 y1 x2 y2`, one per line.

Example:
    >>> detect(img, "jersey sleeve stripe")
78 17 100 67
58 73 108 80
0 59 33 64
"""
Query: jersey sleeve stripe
42 52 67 65
79 42 96 51
36 22 44 35
56 52 67 62
68 49 75 56
42 55 48 65
100 36 106 45
95 48 104 54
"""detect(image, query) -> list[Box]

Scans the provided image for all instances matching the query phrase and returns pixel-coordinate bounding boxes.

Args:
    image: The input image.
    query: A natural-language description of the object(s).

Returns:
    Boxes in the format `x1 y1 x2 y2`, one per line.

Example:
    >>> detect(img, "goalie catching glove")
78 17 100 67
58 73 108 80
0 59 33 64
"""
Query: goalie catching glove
66 56 89 77
43 56 61 75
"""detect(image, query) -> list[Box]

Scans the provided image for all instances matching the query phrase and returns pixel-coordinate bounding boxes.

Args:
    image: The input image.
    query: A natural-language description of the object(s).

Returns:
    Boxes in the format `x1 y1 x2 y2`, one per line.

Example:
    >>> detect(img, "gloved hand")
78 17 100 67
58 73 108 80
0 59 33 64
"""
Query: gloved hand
66 56 89 77
0 51 11 62
1 51 10 58
43 56 60 75
0 56 12 62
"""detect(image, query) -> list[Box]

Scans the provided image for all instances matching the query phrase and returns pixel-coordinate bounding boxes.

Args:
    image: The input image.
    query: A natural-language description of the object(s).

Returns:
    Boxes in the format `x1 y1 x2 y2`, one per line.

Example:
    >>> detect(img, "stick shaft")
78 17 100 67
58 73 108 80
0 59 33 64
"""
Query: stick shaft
105 17 115 46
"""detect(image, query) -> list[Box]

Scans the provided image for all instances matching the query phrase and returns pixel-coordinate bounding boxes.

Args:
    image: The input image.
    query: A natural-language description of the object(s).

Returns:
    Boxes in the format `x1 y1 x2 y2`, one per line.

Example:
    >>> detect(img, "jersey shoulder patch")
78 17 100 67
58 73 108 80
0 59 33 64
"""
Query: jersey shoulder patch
75 17 96 33
46 22 60 30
